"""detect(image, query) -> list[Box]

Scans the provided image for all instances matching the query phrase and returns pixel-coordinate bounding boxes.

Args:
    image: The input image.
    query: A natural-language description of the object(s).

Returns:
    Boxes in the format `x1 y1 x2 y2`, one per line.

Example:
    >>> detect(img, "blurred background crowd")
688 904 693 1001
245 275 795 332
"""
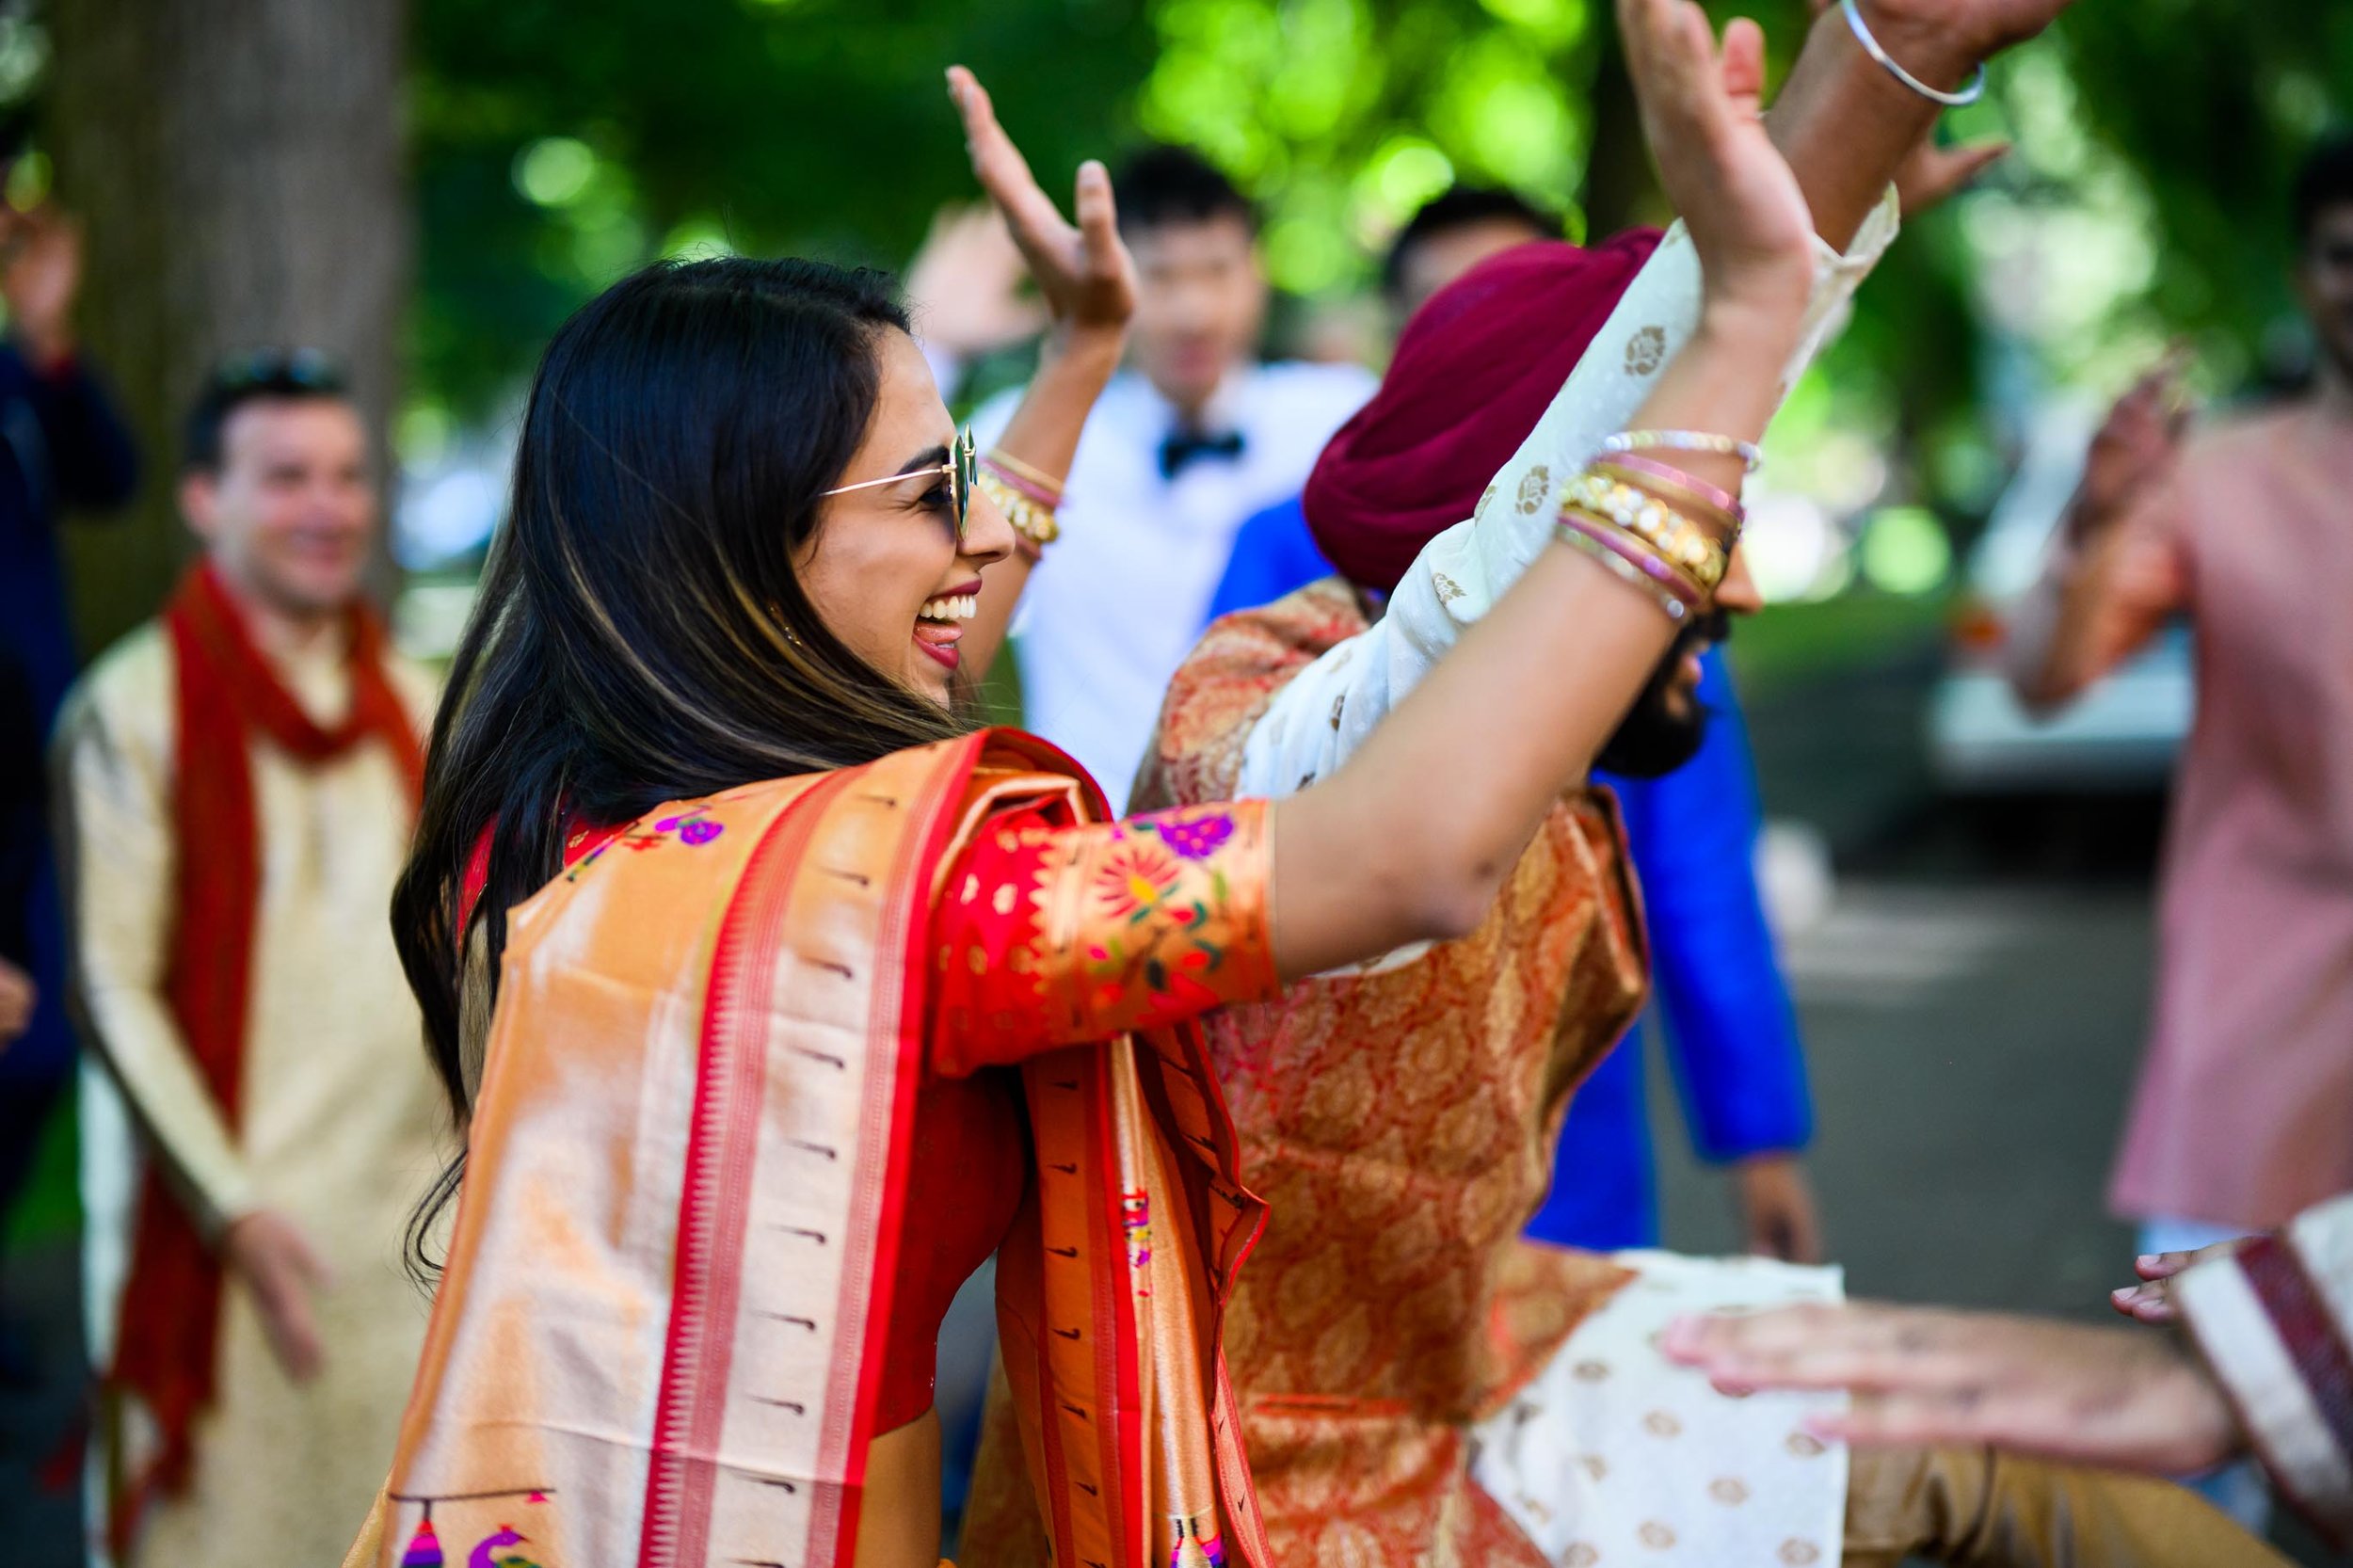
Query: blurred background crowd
0 0 2347 1562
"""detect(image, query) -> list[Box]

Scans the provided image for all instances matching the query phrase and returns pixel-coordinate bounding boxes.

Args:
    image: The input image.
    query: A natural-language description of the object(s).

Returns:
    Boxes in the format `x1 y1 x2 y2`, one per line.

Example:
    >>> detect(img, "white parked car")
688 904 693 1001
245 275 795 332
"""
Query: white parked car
1927 402 2192 793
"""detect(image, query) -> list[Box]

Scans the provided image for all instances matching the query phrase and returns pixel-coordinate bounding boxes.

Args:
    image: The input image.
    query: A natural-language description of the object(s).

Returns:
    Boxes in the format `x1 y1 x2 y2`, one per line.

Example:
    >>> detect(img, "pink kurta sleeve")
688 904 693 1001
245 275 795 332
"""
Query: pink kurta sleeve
928 798 1278 1075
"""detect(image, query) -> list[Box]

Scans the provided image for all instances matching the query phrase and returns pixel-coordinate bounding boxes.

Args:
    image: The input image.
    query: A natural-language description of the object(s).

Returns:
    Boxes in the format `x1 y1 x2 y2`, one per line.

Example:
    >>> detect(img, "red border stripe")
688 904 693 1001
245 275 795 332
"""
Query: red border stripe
2242 1237 2353 1466
639 776 843 1567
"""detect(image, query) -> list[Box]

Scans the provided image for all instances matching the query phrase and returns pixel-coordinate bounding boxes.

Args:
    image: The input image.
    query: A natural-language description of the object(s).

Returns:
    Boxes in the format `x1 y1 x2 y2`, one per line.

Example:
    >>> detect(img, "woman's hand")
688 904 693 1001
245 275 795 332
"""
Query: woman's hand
946 66 1135 353
1620 0 1816 322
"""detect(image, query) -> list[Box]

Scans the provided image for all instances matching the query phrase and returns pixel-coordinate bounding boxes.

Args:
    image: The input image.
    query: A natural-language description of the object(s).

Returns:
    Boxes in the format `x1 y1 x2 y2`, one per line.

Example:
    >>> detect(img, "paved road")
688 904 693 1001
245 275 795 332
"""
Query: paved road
1651 879 2151 1318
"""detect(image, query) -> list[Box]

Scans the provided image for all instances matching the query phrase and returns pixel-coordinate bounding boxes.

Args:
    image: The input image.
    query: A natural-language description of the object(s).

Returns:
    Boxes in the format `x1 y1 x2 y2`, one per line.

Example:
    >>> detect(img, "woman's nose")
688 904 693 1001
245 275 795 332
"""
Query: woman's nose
964 484 1017 568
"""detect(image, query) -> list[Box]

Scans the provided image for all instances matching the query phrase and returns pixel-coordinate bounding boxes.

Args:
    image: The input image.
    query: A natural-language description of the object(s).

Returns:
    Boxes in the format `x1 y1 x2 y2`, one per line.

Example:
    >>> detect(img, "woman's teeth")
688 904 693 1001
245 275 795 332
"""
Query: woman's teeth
919 593 978 622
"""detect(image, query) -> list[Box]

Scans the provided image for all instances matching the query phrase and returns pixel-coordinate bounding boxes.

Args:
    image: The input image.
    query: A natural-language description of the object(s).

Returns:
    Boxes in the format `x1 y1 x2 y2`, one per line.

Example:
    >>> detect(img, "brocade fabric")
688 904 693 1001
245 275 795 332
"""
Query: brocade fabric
968 587 1652 1568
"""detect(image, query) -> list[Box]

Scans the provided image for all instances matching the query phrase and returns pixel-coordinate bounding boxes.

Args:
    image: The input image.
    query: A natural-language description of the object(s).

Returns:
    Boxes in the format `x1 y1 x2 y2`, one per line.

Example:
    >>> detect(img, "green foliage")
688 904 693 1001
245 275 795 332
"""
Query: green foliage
412 0 1157 416
411 0 2348 487
1137 0 1604 294
2029 1 2353 381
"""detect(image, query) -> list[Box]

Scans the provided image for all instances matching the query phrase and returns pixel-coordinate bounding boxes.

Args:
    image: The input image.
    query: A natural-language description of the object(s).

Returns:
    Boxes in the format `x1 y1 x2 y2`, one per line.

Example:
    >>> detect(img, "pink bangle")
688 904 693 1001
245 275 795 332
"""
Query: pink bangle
1600 451 1745 522
979 455 1064 508
1557 510 1705 621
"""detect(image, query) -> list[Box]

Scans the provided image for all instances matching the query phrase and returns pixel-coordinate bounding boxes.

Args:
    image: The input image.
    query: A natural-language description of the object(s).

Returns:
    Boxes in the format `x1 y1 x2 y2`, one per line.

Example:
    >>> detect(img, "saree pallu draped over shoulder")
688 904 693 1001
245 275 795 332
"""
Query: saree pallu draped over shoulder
345 731 1274 1568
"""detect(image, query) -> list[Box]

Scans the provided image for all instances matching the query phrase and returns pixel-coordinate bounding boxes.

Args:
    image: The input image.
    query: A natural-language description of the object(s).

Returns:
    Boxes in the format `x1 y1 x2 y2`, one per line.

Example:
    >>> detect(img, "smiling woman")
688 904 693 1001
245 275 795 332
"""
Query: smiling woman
803 399 1000 698
351 8 1873 1564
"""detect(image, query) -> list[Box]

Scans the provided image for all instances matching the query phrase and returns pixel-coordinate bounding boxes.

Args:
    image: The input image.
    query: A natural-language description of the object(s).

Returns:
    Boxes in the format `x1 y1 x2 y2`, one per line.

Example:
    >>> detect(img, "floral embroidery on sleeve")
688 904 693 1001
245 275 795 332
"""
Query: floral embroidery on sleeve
931 800 1276 1074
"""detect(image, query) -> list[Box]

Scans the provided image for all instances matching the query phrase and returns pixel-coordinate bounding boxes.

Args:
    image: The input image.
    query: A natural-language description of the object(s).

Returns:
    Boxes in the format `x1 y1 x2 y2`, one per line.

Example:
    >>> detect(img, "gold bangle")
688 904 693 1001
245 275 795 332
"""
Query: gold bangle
982 447 1066 503
1556 511 1705 622
975 468 1062 552
1560 472 1726 590
1590 459 1742 548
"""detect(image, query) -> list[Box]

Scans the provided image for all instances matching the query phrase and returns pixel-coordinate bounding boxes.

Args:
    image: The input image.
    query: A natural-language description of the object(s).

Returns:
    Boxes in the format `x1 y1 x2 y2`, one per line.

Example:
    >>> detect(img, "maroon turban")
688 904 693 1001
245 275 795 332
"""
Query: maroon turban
1305 228 1664 595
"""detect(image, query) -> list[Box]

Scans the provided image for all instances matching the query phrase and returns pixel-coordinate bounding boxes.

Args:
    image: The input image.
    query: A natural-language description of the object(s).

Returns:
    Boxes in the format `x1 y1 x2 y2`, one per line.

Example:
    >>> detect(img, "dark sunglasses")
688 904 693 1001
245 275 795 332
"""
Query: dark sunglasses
820 424 977 544
209 347 348 396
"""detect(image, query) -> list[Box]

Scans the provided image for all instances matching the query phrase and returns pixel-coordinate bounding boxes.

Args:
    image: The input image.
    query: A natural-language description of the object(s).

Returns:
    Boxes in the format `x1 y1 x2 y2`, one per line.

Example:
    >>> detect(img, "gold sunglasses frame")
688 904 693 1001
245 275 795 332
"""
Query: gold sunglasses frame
817 424 978 543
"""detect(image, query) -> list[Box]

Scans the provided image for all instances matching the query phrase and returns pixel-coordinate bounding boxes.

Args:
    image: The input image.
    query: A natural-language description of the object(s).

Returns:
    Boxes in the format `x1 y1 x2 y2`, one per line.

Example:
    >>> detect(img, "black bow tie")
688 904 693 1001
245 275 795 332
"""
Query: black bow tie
1159 426 1246 480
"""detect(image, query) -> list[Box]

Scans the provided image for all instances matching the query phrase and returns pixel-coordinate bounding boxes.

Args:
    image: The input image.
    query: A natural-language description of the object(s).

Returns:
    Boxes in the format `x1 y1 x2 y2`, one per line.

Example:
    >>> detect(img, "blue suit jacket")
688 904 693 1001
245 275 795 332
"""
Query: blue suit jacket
0 346 137 1094
1209 497 1812 1250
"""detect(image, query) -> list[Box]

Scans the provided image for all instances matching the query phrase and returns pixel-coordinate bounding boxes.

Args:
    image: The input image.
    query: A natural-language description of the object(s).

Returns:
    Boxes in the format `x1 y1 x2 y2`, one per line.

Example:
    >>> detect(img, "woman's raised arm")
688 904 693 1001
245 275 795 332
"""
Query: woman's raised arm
1267 0 1817 980
940 68 1135 680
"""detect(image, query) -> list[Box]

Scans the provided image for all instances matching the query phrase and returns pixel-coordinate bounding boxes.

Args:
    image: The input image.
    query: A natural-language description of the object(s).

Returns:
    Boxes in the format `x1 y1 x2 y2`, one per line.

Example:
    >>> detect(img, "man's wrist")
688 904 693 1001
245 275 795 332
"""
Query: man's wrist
1851 0 2002 90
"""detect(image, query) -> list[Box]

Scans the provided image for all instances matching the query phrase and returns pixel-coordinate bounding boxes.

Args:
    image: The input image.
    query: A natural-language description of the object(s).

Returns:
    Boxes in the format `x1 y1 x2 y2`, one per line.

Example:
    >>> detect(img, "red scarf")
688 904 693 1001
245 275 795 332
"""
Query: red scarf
1304 228 1662 595
109 562 424 1542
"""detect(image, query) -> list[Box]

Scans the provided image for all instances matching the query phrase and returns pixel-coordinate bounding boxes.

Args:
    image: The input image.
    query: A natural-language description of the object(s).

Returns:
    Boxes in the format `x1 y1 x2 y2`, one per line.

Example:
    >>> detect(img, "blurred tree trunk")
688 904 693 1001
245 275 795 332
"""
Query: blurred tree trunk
1578 6 1664 243
46 0 409 653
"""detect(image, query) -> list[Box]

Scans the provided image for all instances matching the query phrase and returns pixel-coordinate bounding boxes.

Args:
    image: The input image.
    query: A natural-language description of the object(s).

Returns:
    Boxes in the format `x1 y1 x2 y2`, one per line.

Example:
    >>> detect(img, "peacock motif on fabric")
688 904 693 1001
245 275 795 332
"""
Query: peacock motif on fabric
390 1488 554 1568
467 1522 540 1568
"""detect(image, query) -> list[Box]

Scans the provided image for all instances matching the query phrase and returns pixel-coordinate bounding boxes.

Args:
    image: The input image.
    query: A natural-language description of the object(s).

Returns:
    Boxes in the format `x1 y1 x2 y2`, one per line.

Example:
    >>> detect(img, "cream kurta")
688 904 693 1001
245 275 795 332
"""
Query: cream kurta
56 618 446 1568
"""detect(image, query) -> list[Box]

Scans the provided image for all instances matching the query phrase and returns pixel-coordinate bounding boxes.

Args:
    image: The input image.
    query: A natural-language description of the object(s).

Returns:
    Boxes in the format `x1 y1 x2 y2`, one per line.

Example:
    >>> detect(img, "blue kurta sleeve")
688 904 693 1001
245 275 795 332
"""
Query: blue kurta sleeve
1204 494 1336 625
1610 648 1812 1162
1525 1040 1659 1250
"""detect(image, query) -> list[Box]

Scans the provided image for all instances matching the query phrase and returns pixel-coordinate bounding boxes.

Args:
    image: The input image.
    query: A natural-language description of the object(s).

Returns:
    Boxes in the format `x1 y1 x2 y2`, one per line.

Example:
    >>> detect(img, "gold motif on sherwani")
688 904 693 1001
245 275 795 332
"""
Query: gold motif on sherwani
1514 466 1550 515
1625 324 1668 376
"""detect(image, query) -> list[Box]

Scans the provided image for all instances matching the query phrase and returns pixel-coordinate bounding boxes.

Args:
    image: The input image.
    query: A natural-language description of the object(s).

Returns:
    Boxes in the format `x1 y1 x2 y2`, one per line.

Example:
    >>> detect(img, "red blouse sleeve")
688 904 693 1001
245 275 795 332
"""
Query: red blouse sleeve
929 798 1278 1076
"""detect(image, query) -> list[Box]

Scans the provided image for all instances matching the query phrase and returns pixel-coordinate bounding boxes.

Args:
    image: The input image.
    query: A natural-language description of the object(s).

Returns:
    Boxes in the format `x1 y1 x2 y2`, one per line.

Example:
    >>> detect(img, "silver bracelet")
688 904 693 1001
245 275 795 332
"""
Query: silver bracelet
1841 0 1987 109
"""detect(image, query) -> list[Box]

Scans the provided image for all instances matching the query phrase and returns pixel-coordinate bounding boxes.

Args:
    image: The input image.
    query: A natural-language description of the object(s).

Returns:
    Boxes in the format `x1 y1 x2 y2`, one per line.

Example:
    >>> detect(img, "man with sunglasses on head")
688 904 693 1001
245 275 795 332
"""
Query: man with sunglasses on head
54 353 442 1567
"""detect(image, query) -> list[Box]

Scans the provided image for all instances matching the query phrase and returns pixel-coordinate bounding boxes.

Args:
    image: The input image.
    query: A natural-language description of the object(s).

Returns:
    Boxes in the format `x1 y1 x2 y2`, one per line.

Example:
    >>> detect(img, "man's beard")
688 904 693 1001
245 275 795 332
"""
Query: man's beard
1592 610 1729 779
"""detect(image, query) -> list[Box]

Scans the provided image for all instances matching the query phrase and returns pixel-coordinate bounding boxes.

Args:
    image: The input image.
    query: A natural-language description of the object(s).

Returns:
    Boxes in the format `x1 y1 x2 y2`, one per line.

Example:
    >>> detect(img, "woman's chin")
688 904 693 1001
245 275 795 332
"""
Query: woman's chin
905 661 956 708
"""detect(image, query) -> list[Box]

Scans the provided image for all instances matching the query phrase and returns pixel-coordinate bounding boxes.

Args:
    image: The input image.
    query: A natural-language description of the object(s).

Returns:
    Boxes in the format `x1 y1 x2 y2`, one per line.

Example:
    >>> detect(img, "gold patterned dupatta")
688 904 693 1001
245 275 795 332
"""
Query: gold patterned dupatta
345 731 1273 1568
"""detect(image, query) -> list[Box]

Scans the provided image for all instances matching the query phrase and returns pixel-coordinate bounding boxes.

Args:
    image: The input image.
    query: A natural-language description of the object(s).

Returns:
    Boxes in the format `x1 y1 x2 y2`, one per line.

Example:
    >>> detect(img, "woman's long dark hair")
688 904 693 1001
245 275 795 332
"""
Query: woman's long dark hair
394 257 973 1274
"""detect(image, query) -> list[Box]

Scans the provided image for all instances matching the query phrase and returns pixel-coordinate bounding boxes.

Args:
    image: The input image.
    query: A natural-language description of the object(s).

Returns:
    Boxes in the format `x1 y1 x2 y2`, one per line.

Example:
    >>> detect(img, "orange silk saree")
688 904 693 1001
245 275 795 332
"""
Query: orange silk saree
344 730 1277 1568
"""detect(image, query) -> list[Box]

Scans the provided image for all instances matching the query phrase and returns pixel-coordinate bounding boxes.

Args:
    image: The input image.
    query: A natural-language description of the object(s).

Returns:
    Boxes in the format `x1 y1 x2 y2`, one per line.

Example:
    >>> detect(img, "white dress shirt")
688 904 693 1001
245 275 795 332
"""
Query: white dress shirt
976 360 1375 805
